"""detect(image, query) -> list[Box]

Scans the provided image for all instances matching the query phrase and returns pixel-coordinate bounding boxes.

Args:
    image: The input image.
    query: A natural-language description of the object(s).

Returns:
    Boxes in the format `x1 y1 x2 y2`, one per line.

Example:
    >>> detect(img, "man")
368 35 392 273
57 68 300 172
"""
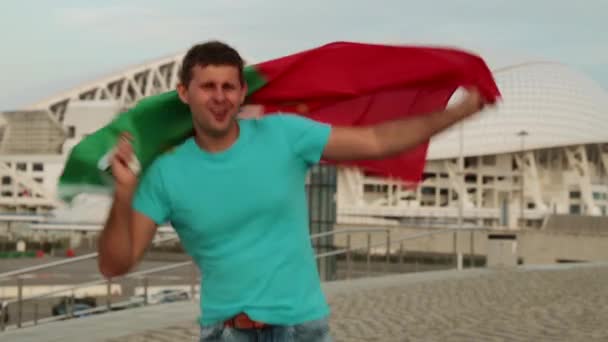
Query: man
98 41 489 341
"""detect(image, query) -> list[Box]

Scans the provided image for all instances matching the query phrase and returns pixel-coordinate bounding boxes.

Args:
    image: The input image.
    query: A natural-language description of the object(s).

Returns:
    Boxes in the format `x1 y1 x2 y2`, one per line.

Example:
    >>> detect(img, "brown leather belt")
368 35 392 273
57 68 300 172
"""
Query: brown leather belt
223 313 269 329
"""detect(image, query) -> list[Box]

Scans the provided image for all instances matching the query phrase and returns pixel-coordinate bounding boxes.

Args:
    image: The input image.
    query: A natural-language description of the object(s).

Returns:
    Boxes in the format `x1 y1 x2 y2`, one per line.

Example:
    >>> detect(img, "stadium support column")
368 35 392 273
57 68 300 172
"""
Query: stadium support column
517 130 529 229
600 144 608 180
565 145 601 216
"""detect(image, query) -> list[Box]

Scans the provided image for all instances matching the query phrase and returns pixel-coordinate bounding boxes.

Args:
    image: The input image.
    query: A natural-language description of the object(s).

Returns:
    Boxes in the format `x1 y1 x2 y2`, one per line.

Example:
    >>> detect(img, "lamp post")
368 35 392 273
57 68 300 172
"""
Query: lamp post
458 123 464 225
456 121 464 270
517 130 529 229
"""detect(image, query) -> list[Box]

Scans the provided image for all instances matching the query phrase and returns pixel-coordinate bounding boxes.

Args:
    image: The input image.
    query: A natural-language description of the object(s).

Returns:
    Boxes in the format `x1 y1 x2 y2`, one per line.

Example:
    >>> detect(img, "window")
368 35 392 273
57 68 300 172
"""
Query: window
422 173 436 181
569 191 581 199
68 126 76 138
421 187 436 195
363 184 388 192
569 204 581 215
482 155 496 166
34 177 43 184
464 157 478 168
33 163 44 172
16 163 26 171
1 191 13 197
1 176 11 185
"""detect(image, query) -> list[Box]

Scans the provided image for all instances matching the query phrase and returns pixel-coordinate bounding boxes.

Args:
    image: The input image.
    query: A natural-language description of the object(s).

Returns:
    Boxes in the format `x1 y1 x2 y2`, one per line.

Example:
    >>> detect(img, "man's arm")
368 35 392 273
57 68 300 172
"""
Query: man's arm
97 134 158 278
98 190 157 278
322 89 488 161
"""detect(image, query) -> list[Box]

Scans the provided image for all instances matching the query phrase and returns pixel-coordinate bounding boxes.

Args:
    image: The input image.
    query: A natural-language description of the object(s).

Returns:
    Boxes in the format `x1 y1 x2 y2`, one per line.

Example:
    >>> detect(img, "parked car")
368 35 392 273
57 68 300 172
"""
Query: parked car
1 301 9 324
148 289 191 305
52 296 97 318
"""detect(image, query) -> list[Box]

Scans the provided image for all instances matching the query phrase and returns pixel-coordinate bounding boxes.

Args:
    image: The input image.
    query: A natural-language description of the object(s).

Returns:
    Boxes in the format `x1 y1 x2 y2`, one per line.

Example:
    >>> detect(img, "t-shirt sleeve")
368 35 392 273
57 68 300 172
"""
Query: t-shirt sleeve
132 159 171 225
278 114 332 167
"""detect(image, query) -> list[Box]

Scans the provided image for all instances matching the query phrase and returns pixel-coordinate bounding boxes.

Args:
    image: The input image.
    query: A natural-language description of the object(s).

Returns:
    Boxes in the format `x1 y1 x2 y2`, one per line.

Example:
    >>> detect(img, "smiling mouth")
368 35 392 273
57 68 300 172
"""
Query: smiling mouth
212 112 228 123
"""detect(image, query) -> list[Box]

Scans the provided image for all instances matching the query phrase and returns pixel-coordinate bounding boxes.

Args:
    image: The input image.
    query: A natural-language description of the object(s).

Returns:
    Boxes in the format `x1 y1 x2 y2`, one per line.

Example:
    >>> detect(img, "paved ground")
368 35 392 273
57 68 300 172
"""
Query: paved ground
4 263 608 341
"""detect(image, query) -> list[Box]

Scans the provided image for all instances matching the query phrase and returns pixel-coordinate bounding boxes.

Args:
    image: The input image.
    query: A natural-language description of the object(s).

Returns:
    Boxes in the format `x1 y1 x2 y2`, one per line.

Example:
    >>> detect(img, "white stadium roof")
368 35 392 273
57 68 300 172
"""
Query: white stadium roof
429 60 608 159
25 52 186 111
20 47 608 160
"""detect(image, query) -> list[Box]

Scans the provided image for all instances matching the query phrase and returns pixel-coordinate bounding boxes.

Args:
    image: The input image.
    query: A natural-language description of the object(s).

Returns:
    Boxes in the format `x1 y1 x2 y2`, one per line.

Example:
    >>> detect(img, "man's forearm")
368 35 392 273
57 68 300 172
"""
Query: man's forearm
98 191 134 277
322 90 485 161
371 106 467 158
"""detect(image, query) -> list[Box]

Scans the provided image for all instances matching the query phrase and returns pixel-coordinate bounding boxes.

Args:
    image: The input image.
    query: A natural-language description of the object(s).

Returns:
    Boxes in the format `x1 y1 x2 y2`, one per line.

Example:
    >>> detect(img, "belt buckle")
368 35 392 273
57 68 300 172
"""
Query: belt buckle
225 313 267 329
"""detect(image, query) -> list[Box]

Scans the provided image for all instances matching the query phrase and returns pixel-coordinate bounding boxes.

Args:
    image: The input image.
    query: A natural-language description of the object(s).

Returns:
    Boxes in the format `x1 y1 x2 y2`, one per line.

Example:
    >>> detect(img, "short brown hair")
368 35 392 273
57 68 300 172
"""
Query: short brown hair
179 41 245 87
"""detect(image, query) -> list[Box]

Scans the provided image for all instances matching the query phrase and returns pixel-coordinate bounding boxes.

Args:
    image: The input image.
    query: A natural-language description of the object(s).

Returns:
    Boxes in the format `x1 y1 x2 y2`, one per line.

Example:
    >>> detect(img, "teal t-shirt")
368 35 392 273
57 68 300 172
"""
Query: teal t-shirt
133 114 332 326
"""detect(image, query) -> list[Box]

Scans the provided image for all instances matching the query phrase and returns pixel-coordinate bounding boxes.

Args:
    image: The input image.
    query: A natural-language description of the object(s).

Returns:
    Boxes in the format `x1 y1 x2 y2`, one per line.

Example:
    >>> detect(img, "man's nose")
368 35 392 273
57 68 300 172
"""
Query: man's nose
212 87 226 102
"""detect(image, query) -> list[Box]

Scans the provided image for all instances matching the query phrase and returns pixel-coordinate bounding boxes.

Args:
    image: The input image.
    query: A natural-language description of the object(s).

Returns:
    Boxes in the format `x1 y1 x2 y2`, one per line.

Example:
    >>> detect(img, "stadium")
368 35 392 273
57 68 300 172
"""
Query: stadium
0 49 607 231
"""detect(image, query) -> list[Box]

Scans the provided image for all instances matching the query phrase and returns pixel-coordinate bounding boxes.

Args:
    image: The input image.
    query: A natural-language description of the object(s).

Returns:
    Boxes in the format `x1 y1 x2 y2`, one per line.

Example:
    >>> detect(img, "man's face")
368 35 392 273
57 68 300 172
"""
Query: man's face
178 64 247 137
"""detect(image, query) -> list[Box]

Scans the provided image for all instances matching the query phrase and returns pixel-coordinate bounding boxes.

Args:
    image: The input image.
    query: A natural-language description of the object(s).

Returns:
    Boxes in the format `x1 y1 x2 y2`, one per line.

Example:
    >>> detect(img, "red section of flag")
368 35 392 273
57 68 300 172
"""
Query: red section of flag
249 41 500 183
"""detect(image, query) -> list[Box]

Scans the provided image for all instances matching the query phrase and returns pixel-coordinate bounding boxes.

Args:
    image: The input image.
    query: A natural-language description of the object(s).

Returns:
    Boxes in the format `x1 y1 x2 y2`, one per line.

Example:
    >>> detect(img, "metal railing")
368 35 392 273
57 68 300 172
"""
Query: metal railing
315 226 486 279
0 235 180 280
0 233 182 331
0 226 487 331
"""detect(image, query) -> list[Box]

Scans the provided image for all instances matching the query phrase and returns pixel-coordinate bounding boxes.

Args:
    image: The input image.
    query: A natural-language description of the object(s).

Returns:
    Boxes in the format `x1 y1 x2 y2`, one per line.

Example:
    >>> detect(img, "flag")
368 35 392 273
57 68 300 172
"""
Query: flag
58 41 500 203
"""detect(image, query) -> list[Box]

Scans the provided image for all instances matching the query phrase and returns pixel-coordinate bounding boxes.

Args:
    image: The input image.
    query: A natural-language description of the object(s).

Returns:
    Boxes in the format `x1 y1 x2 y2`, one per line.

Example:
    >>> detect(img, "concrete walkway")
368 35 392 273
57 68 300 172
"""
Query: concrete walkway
4 263 608 341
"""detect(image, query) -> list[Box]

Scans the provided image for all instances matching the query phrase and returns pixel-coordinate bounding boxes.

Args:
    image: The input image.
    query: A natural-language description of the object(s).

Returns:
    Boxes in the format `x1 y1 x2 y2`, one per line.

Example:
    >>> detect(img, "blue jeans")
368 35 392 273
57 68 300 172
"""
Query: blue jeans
199 318 332 342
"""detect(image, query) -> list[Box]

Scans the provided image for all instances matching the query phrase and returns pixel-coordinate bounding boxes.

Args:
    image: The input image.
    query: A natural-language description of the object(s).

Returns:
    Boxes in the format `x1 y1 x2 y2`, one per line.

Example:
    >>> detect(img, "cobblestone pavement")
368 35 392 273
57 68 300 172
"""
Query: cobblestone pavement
327 265 608 342
5 264 608 341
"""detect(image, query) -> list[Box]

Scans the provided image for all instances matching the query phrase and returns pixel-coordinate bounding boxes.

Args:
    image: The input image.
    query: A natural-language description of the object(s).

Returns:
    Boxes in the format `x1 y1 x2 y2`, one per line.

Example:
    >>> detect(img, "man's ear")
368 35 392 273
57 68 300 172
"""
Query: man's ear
177 83 189 104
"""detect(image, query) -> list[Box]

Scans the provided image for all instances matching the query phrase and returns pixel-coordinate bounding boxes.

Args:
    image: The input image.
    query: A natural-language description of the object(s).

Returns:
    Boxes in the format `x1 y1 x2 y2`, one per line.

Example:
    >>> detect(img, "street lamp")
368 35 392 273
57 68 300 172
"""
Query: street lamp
517 130 529 229
455 121 465 270
458 122 464 229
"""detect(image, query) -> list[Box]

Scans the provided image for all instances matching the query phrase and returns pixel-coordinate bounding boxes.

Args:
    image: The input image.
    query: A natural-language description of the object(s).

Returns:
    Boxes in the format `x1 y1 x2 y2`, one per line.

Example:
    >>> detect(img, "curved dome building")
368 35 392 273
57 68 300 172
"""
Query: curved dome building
337 58 608 228
0 49 606 230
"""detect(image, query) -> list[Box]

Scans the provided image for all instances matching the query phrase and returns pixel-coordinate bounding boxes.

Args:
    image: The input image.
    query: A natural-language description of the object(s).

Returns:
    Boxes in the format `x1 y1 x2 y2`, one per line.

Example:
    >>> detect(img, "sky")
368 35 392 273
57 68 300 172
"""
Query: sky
0 0 606 110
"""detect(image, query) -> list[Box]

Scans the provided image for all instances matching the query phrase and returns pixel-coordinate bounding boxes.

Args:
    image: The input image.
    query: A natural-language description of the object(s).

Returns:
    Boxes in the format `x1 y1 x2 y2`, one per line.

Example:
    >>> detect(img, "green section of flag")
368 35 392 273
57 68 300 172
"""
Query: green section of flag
244 66 267 95
58 66 268 203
